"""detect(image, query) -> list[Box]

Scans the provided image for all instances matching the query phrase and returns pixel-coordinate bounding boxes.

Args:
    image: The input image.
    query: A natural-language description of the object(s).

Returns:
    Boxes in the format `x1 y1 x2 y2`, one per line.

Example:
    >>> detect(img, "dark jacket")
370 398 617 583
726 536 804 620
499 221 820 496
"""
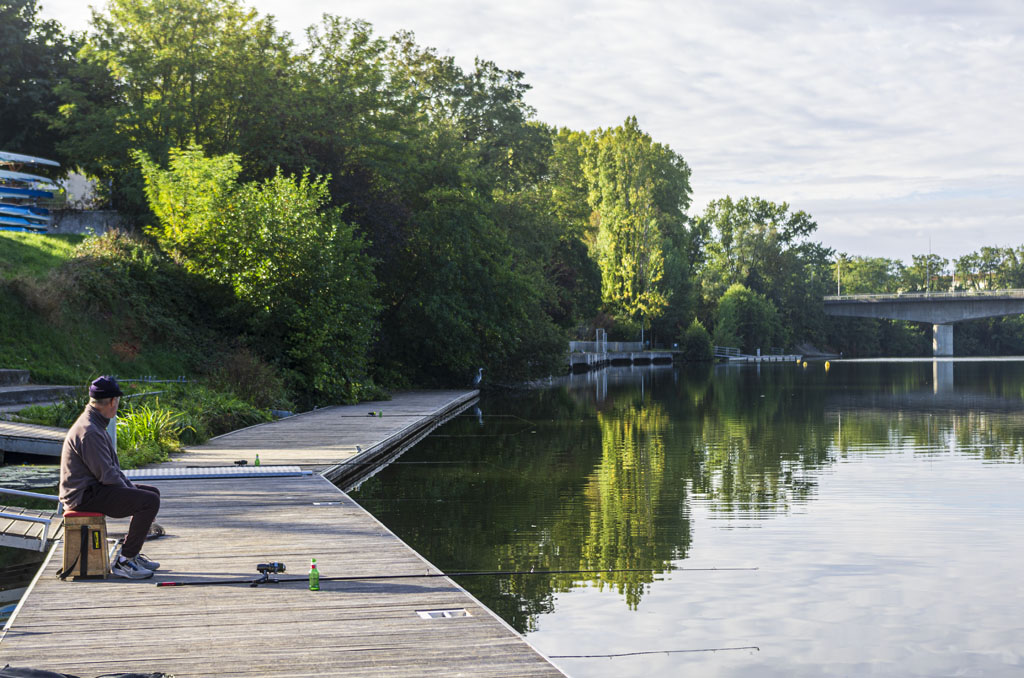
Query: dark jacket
59 405 133 509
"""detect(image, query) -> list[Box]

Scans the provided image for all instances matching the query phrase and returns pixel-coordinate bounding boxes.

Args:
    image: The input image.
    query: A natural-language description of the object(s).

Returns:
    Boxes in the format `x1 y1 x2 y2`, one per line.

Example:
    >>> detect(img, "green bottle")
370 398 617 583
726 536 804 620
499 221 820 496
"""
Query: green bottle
254 454 260 466
309 558 320 591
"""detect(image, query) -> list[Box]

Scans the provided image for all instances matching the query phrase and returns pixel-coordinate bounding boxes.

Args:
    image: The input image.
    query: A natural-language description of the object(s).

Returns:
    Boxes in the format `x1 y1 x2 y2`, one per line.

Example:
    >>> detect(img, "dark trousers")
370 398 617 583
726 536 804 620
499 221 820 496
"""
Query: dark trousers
76 483 160 559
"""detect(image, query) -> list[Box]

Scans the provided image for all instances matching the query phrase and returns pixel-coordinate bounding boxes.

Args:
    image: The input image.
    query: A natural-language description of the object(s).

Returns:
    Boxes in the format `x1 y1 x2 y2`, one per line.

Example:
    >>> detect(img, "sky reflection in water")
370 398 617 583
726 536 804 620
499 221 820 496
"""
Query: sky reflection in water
351 360 1024 677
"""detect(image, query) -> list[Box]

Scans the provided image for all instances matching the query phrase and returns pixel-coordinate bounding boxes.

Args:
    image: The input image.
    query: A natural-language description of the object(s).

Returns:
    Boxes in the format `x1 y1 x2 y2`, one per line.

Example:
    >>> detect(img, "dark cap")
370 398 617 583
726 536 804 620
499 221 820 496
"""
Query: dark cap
89 376 124 399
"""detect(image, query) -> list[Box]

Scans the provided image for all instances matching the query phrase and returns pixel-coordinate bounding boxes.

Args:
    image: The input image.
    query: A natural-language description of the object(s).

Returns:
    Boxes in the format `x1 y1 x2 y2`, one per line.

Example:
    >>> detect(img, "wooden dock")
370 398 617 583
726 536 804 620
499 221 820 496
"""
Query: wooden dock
163 390 478 489
0 389 566 676
0 420 65 458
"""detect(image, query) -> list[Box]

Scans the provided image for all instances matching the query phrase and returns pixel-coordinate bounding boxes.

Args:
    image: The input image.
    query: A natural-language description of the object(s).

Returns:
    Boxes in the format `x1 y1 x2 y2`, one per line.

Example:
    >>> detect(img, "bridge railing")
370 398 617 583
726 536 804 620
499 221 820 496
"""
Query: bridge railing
569 340 644 353
825 289 1024 302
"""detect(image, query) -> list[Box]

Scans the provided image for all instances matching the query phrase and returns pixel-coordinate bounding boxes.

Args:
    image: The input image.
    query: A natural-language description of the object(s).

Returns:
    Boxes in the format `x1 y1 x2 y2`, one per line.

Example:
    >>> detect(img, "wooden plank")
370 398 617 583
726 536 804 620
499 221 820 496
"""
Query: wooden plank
0 421 67 440
0 420 66 456
1 391 565 677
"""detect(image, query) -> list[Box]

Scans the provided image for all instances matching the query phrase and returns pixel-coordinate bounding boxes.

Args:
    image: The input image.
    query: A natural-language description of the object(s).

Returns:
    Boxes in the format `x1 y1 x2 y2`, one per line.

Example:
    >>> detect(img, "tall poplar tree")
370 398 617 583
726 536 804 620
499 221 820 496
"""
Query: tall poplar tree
582 117 693 337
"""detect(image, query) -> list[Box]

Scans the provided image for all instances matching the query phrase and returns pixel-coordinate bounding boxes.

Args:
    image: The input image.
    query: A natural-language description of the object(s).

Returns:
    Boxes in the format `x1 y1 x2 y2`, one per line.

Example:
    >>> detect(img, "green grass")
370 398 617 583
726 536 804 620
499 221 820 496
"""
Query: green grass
0 232 84 279
0 231 239 386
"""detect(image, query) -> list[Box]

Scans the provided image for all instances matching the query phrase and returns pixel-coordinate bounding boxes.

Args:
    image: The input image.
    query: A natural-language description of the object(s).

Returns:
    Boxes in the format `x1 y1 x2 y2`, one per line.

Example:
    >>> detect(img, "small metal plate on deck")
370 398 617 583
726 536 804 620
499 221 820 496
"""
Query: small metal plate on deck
125 466 312 480
416 608 471 619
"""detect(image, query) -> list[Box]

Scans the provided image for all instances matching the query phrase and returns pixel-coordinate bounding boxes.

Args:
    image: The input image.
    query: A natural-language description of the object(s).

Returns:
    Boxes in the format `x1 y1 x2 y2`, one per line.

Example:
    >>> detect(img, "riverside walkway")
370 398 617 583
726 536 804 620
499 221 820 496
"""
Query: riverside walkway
0 390 567 677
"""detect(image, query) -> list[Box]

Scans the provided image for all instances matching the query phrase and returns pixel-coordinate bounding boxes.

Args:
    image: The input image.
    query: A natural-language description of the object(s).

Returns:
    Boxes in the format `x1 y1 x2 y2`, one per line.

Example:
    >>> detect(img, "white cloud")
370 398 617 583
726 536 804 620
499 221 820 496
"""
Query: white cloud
38 0 1024 262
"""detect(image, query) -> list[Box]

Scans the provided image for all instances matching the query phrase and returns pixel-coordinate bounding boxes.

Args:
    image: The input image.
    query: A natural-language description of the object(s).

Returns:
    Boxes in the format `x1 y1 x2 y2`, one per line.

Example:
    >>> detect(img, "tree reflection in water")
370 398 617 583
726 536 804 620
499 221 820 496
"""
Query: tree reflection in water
350 360 1024 633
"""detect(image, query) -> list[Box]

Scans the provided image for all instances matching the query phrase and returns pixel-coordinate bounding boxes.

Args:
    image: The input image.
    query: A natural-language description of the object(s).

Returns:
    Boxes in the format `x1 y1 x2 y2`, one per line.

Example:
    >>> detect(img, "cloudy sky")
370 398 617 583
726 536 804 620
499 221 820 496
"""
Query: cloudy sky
40 0 1024 262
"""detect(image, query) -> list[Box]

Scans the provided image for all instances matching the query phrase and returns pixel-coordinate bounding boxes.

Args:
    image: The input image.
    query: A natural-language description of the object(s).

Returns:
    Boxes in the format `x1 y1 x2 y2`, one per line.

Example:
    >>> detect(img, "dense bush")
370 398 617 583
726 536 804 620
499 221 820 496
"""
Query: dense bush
679 319 713 362
161 384 272 443
138 147 379 406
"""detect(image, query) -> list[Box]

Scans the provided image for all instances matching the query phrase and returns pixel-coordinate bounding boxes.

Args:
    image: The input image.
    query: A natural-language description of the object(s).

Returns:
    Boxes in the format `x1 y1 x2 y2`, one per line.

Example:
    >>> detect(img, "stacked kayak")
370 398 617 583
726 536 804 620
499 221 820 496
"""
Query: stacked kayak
0 151 61 232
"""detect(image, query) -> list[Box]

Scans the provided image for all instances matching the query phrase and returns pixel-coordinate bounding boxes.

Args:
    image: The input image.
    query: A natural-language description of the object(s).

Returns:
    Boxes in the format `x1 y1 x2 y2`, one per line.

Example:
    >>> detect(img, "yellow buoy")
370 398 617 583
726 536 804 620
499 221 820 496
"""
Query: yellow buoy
802 361 808 368
825 361 831 371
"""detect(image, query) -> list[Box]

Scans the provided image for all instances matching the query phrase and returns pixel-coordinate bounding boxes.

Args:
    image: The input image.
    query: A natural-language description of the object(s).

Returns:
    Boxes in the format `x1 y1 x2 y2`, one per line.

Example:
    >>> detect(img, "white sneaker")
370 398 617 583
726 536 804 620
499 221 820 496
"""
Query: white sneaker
112 557 153 579
134 553 160 570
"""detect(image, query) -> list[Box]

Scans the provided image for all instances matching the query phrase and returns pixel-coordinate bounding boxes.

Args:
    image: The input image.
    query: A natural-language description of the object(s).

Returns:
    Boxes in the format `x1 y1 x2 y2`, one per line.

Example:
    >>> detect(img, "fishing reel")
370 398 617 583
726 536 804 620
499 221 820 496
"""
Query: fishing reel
251 562 287 586
257 562 286 575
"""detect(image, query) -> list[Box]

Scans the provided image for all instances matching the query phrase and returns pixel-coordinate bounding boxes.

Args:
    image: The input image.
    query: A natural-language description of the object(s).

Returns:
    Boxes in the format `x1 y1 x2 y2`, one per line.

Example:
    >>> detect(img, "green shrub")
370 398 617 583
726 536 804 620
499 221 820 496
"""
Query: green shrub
207 347 290 410
15 390 89 427
116 399 195 468
161 384 272 443
118 439 170 469
137 147 380 407
679 319 713 362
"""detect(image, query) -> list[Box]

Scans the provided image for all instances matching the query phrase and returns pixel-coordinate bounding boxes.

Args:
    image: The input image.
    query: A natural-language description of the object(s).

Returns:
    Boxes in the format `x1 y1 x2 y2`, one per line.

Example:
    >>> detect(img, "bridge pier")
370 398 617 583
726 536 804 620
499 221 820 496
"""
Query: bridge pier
933 324 953 356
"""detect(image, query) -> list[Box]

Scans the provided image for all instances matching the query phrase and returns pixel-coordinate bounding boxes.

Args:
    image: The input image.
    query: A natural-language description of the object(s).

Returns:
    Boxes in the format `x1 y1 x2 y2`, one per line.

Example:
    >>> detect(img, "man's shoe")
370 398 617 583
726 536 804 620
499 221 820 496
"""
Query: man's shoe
134 553 160 570
112 557 154 579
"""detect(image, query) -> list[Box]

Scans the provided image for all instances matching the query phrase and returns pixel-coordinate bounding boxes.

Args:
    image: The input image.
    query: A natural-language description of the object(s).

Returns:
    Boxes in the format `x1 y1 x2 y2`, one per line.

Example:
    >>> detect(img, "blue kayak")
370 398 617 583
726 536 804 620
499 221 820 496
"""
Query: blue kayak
0 151 60 167
0 187 53 199
0 205 48 223
0 215 47 230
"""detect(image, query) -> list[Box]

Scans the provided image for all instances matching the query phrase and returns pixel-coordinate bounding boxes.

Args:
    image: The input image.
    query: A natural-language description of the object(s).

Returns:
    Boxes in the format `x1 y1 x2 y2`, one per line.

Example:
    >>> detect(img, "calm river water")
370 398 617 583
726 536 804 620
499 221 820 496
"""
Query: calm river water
351 359 1024 678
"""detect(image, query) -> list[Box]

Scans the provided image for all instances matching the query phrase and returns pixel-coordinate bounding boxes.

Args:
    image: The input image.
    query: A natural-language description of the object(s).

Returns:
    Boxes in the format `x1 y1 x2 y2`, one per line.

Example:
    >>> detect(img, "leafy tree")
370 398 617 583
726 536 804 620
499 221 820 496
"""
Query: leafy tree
903 254 950 292
137 146 379 405
0 0 77 162
54 0 294 211
349 29 567 385
539 127 602 332
582 117 693 336
954 247 1024 291
698 196 831 347
714 283 780 353
835 256 905 295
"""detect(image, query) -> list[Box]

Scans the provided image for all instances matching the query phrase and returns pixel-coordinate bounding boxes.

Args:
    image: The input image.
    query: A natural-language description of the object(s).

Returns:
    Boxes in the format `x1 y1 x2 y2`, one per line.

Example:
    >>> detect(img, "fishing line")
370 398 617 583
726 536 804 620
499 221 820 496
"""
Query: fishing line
332 460 490 466
156 566 758 588
549 645 760 658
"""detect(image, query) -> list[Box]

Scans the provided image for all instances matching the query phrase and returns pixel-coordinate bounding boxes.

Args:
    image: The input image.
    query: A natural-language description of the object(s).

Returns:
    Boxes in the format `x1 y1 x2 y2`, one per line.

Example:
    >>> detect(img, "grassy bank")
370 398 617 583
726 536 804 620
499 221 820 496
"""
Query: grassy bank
0 231 294 467
0 231 242 385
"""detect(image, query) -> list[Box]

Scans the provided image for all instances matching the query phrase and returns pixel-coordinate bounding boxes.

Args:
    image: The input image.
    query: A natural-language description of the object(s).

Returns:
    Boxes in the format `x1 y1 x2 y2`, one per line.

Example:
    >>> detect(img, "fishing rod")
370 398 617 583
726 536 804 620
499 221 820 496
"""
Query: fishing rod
550 645 760 659
156 564 758 588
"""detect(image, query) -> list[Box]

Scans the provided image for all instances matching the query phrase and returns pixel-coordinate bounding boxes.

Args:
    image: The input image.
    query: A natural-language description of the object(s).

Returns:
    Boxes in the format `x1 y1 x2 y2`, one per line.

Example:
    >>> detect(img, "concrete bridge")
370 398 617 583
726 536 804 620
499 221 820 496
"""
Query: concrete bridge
823 290 1024 356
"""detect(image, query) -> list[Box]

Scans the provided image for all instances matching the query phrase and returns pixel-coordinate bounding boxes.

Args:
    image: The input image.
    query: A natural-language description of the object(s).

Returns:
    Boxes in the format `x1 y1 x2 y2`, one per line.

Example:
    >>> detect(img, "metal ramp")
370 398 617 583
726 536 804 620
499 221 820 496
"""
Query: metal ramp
125 465 311 480
0 488 60 552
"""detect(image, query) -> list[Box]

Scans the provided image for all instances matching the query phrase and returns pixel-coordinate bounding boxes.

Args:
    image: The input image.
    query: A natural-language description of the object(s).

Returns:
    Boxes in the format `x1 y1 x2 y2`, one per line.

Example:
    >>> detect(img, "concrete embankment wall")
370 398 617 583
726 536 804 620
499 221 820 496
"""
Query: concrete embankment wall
47 210 128 236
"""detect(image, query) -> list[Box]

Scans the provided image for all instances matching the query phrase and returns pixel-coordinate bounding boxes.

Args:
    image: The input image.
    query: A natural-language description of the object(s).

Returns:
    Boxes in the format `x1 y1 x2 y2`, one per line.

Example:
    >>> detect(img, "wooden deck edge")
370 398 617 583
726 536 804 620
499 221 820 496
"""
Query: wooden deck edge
334 474 571 677
323 391 479 491
0 434 63 456
0 537 60 642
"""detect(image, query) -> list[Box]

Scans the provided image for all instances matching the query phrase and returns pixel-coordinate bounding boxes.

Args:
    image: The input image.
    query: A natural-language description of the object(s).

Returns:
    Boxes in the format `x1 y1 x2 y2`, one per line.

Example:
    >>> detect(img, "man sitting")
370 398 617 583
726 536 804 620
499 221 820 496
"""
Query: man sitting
59 376 162 579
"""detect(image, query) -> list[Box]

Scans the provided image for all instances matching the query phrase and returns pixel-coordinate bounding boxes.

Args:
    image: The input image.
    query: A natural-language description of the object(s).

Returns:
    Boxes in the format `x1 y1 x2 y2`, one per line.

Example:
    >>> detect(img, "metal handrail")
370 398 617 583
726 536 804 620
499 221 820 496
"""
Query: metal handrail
0 487 61 551
825 289 1024 302
0 488 58 502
